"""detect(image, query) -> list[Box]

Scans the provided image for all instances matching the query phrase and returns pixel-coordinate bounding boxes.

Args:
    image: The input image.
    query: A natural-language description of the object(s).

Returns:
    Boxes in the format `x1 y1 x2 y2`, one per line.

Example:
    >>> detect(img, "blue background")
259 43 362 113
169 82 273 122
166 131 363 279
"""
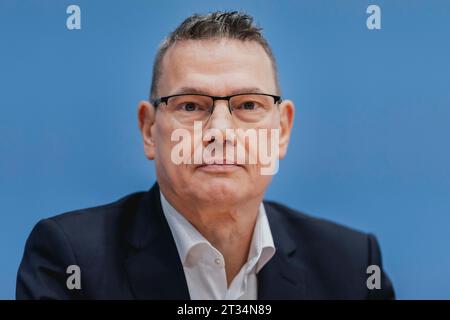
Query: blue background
1 0 449 299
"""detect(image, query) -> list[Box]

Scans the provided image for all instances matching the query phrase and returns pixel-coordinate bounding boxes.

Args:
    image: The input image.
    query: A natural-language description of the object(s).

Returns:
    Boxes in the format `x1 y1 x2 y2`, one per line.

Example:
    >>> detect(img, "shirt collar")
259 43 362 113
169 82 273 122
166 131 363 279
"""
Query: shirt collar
160 192 275 273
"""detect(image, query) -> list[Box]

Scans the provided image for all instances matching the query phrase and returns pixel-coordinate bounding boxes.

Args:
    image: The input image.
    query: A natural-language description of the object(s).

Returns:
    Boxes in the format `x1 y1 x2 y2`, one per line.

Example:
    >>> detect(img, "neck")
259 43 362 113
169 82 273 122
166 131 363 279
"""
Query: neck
161 188 262 286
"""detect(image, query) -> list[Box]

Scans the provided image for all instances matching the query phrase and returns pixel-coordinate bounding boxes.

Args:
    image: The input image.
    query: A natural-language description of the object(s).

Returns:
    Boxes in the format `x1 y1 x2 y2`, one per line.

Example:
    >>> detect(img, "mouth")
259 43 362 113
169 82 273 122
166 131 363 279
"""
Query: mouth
196 162 243 173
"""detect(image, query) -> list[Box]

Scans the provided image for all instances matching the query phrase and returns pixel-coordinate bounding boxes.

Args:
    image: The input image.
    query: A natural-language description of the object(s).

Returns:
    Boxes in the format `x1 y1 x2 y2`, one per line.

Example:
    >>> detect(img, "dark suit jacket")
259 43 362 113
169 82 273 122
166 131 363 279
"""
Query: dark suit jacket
16 183 395 299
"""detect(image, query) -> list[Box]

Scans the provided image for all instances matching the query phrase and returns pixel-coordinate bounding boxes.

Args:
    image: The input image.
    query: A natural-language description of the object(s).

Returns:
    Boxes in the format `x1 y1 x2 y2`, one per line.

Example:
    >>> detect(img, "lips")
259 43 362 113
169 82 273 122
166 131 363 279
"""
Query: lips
200 160 236 165
198 157 241 166
197 164 241 173
196 162 242 173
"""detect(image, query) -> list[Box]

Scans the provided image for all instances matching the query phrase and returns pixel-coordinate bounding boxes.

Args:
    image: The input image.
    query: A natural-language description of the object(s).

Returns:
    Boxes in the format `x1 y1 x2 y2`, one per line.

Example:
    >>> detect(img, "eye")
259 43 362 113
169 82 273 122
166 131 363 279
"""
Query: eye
242 101 256 110
235 101 260 111
182 102 198 112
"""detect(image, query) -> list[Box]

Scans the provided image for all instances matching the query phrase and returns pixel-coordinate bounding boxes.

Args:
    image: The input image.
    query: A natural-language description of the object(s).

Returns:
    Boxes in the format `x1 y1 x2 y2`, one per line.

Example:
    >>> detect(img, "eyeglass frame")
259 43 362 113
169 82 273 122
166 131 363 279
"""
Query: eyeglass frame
150 93 282 118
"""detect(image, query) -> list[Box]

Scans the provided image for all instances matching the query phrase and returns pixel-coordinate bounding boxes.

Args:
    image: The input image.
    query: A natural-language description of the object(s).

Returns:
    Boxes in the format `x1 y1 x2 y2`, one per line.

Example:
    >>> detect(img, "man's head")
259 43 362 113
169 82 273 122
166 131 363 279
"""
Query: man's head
138 11 294 209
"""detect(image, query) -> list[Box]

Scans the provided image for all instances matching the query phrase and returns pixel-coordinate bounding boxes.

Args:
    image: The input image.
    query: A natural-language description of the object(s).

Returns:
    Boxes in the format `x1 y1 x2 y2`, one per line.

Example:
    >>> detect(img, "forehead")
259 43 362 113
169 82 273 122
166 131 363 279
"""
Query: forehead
158 39 277 96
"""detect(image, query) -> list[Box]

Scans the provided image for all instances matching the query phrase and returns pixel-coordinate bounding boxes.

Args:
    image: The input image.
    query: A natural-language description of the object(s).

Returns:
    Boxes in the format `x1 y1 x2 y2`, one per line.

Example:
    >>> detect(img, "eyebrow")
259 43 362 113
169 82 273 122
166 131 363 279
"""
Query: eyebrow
171 86 264 96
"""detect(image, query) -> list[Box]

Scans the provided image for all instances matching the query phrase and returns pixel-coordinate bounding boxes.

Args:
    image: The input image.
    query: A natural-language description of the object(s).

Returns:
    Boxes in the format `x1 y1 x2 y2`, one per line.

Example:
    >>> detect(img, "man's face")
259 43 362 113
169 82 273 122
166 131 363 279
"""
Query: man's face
139 39 294 207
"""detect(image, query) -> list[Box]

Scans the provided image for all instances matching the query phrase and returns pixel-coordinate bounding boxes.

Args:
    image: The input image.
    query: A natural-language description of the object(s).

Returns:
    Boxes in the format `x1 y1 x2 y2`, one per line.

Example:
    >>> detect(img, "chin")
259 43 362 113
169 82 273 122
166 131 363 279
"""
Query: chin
191 178 247 204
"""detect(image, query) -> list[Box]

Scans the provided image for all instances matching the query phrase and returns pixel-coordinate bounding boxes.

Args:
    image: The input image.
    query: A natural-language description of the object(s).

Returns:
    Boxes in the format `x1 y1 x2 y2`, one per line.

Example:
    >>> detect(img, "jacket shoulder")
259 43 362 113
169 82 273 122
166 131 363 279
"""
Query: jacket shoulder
264 200 369 241
263 200 394 299
263 200 372 274
49 191 145 229
42 191 147 259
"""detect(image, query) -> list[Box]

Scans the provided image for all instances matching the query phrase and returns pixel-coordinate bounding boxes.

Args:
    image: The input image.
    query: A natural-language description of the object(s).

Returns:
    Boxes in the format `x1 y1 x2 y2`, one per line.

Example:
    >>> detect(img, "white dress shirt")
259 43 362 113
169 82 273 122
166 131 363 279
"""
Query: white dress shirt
160 192 276 300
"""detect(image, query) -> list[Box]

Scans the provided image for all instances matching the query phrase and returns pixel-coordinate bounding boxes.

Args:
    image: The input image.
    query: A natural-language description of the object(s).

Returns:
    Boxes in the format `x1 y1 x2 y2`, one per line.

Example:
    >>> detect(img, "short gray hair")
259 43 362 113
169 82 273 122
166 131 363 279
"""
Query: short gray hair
150 11 279 100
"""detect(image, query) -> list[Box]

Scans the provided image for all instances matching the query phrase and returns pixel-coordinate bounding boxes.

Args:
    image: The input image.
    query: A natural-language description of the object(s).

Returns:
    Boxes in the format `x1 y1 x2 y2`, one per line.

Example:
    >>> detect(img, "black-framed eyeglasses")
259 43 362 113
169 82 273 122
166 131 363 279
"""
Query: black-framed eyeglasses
151 93 282 125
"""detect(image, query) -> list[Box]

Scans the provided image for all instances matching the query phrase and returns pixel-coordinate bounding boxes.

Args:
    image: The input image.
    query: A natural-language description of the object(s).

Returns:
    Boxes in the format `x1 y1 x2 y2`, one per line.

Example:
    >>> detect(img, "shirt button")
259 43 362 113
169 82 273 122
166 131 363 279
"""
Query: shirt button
214 258 222 266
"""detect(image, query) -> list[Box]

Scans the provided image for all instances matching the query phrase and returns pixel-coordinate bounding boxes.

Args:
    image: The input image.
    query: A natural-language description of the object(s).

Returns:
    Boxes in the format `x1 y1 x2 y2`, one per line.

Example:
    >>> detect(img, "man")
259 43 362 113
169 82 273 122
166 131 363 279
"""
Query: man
16 11 394 299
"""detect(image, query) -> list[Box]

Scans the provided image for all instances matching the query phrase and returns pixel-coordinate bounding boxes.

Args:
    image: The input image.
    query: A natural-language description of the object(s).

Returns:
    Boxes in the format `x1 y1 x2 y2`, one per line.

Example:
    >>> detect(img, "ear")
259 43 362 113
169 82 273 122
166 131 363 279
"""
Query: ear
137 100 156 160
278 99 295 159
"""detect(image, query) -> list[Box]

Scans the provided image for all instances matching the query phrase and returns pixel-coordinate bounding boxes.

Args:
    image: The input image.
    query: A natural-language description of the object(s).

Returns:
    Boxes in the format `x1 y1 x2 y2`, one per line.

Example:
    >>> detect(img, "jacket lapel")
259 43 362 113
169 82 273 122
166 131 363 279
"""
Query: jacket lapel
124 183 190 299
258 202 310 299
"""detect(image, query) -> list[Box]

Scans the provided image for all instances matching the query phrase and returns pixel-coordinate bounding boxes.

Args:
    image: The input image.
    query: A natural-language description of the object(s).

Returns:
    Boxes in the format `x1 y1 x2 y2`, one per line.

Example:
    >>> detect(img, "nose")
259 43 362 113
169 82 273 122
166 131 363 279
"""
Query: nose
203 100 236 147
207 100 233 131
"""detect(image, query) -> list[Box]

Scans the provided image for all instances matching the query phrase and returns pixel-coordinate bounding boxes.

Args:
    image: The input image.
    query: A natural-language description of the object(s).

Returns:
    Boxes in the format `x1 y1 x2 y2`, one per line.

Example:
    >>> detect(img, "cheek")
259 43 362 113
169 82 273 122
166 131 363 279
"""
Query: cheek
153 116 183 157
153 120 184 174
245 119 280 166
153 126 171 161
153 119 203 189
